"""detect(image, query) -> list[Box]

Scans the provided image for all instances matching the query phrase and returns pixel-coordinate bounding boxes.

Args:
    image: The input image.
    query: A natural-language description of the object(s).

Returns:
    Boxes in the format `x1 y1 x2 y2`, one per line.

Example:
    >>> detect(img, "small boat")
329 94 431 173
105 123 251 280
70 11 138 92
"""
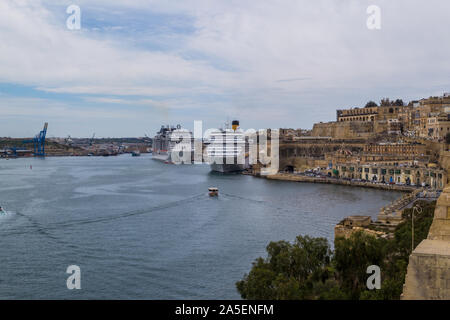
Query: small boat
131 151 141 157
0 206 6 215
208 187 219 197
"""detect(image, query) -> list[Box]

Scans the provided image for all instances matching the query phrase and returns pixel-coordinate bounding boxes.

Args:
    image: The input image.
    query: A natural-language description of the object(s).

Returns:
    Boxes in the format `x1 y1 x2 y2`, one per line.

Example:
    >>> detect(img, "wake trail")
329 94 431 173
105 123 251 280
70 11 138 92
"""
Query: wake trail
13 211 59 240
0 193 205 238
221 193 267 204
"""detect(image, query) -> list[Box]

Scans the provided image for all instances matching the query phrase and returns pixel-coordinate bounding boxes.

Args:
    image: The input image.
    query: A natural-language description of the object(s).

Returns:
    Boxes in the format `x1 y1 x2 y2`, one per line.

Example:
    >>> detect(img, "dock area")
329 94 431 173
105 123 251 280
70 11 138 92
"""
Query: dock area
263 173 417 192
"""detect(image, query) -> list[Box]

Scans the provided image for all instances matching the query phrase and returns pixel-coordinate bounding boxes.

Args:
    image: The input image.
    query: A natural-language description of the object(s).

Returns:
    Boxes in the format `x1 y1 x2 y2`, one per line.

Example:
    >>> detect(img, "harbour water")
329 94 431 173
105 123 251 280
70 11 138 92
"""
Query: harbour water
0 155 401 299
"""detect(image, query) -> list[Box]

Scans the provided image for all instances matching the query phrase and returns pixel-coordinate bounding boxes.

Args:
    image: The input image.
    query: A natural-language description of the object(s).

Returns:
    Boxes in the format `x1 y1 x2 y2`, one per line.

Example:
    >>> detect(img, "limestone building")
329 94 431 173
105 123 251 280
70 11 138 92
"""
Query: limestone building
363 142 427 158
425 113 450 140
416 94 450 138
330 163 446 189
336 104 410 123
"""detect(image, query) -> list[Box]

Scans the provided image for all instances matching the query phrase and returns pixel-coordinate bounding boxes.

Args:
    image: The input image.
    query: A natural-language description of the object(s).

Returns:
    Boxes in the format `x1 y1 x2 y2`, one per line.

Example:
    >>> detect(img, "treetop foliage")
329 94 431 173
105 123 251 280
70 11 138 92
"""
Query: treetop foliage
237 201 435 300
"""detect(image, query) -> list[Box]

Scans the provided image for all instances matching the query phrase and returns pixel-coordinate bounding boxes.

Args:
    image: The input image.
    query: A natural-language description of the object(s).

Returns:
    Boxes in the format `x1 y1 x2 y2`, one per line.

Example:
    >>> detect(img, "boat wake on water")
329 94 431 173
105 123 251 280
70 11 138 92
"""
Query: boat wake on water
0 205 17 219
0 193 205 238
221 192 267 204
0 209 10 217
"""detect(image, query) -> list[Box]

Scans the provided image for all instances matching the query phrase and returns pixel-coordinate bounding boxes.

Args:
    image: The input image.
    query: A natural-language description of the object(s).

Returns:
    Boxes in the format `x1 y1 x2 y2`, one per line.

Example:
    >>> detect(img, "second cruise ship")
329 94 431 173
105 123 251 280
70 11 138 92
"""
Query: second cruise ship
206 120 247 173
152 125 194 164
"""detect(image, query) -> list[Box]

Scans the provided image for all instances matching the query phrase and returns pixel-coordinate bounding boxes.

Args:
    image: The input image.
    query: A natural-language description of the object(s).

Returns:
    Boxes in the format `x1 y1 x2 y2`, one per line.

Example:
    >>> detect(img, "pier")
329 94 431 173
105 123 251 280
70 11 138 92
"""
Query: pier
263 173 418 192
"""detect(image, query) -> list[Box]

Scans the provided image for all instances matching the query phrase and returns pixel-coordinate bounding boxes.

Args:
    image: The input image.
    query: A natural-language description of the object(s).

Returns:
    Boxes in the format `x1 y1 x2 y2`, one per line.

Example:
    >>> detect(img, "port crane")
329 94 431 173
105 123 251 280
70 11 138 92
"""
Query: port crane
22 122 48 157
89 133 95 146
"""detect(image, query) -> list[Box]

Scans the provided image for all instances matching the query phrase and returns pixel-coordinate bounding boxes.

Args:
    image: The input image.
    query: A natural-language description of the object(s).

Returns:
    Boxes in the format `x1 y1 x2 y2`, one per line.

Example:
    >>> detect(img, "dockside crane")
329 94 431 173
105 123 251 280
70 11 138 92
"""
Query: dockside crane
89 133 95 146
23 122 48 157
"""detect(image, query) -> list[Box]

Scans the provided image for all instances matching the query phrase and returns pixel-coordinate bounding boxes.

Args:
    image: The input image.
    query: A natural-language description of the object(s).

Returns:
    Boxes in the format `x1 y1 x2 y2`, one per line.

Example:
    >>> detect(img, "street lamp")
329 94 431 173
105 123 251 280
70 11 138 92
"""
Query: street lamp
412 205 422 252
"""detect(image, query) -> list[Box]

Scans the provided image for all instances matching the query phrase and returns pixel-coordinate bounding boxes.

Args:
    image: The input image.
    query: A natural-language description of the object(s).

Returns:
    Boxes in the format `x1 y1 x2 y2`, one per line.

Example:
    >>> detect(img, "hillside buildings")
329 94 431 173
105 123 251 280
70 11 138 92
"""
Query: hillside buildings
277 93 450 300
276 93 450 191
332 94 450 140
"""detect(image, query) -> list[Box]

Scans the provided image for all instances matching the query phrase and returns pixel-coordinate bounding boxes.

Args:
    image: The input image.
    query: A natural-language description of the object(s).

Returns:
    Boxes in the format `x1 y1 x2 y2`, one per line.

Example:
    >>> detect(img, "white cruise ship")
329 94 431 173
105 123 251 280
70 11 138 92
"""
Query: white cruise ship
206 120 246 173
152 125 194 164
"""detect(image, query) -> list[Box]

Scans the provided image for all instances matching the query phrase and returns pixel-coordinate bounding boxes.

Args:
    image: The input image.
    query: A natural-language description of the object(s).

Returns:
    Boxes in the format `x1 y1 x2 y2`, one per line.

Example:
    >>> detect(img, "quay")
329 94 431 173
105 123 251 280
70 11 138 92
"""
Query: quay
263 173 418 192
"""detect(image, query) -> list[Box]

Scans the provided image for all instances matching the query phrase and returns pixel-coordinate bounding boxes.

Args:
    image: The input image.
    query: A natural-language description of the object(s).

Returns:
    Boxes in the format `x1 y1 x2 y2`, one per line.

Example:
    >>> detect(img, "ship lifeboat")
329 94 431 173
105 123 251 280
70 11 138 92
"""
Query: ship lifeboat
208 187 219 197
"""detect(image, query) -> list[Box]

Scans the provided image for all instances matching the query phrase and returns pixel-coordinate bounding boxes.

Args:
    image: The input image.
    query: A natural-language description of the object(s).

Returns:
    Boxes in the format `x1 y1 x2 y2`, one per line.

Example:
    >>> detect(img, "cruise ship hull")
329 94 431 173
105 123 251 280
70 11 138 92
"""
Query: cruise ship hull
153 125 195 164
152 152 171 162
152 151 194 164
210 163 245 173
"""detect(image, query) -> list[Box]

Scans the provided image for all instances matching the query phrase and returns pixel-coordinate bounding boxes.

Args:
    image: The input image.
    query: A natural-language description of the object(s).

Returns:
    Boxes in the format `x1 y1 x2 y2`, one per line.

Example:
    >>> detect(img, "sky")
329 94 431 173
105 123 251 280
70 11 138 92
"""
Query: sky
0 0 449 138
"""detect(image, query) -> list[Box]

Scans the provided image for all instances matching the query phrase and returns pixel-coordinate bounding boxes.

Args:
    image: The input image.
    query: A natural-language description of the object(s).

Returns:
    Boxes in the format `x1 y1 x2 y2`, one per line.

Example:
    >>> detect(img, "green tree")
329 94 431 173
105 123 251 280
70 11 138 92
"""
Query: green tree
334 232 387 299
237 201 436 300
236 235 331 299
364 101 378 108
366 201 435 299
395 201 435 257
235 257 278 299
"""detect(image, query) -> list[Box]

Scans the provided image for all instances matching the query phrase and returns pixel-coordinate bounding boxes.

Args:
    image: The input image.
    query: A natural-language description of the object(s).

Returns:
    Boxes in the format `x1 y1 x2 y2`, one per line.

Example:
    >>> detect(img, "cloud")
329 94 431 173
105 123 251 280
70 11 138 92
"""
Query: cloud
82 96 170 109
1 0 450 136
0 0 234 97
4 0 448 97
0 97 134 119
0 95 167 137
276 77 312 83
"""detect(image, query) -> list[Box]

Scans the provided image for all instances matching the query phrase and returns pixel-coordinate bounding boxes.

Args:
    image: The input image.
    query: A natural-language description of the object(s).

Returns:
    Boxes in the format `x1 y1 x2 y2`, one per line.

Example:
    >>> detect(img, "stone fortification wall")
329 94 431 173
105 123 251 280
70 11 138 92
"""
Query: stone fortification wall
311 121 379 139
402 186 450 299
